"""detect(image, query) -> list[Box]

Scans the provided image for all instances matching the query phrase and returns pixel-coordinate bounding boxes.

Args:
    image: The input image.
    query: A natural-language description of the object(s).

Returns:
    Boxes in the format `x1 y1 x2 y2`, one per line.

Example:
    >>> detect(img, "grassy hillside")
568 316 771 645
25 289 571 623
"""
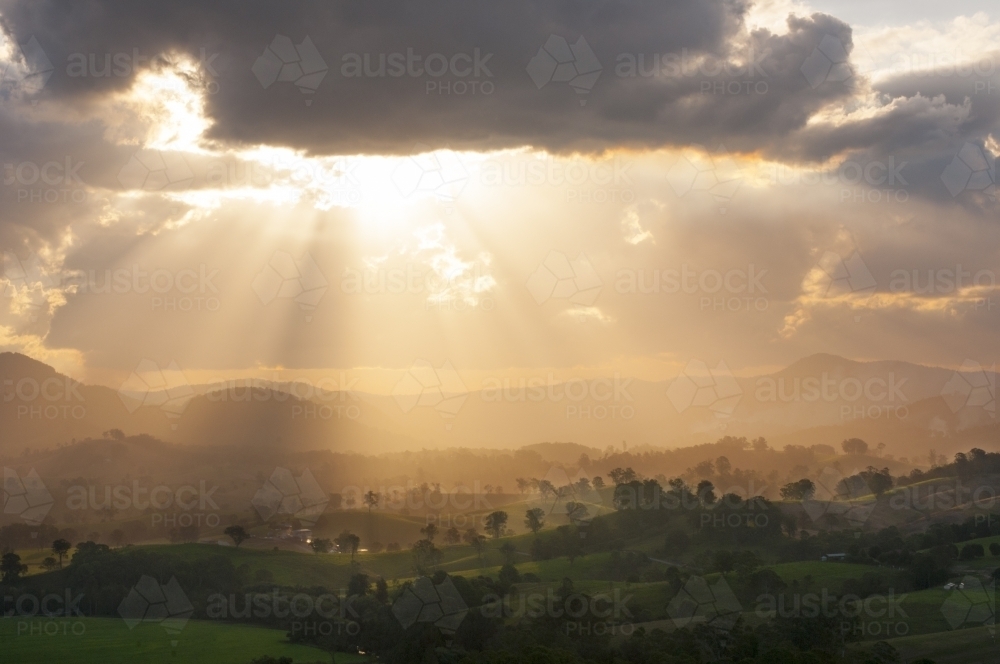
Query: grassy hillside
0 617 357 664
878 624 999 664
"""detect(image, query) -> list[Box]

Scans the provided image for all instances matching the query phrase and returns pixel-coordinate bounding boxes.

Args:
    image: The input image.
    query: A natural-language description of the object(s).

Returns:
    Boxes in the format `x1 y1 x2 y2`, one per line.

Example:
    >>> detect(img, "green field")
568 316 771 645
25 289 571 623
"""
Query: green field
0 617 365 664
880 624 1000 664
13 486 1000 661
134 540 507 588
134 530 621 589
768 561 881 591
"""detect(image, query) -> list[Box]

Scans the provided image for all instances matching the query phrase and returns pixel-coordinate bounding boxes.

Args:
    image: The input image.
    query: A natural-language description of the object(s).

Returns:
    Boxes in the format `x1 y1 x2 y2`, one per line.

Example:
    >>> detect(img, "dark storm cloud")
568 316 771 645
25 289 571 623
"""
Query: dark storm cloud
0 110 111 248
822 58 1000 205
1 0 875 157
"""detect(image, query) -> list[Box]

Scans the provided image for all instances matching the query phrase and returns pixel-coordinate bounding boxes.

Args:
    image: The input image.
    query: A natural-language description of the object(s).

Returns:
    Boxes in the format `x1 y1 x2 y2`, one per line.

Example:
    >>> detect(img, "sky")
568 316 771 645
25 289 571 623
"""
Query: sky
0 0 997 395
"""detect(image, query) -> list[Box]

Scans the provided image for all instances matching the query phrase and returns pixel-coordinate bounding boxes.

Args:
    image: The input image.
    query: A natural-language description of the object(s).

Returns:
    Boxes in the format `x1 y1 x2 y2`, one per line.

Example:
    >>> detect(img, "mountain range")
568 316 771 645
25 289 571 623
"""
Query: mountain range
1 352 996 458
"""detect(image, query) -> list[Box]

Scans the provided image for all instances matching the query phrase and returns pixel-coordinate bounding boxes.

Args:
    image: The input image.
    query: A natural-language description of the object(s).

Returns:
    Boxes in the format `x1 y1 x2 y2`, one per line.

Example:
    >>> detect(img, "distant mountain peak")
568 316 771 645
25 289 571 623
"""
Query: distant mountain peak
777 353 937 377
0 351 61 378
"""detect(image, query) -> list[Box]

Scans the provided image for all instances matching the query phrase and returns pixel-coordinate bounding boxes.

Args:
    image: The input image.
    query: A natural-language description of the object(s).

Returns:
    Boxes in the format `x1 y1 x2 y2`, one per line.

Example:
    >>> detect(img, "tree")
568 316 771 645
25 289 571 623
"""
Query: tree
52 539 72 568
715 456 732 475
336 531 361 561
484 511 508 539
499 541 518 565
524 507 545 534
565 502 589 526
860 466 893 497
412 539 442 571
694 460 714 478
608 468 637 485
779 479 816 501
348 573 371 596
664 529 691 556
498 563 521 590
549 486 570 513
375 577 389 604
41 557 59 572
420 522 439 542
696 480 717 505
1 552 27 583
103 428 125 440
444 527 461 545
989 542 1000 556
363 490 380 514
369 542 384 554
311 538 333 554
592 476 605 490
842 438 869 455
712 550 735 574
463 528 487 561
470 535 487 562
224 525 250 547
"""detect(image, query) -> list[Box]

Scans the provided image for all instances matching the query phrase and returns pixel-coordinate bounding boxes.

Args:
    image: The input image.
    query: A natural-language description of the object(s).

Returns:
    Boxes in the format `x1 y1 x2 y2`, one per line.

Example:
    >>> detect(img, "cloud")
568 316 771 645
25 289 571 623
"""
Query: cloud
0 0 998 384
0 1 877 159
